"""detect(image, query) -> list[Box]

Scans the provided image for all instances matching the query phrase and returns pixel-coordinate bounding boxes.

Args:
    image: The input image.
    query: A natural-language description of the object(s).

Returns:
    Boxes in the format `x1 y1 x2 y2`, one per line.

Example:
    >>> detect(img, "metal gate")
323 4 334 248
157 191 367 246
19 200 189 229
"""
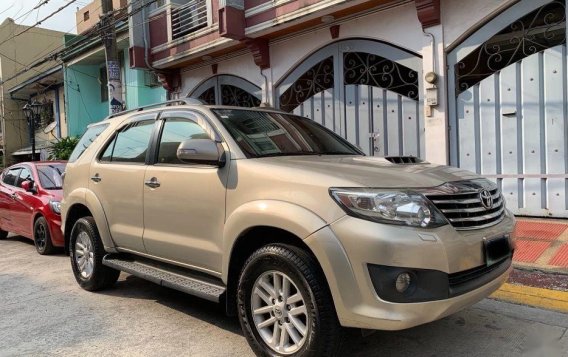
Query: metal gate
189 74 262 107
276 39 424 157
448 0 568 217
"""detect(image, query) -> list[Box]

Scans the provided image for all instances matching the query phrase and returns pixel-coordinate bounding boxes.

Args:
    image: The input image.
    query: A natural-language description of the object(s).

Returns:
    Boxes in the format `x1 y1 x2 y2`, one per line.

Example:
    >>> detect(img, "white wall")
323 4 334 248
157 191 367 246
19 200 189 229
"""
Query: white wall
442 0 515 49
180 53 263 98
270 2 424 86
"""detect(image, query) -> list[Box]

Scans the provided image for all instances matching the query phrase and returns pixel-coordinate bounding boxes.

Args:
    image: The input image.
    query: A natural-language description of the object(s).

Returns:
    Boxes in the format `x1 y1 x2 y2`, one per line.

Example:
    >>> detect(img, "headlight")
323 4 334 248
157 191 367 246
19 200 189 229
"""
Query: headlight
49 200 61 215
329 188 447 228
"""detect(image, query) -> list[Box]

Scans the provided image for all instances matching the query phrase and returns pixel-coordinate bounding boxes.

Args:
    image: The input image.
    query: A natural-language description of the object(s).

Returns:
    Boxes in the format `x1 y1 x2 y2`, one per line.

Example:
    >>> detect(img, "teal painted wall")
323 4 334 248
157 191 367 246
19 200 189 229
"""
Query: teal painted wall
64 64 108 137
124 49 167 109
64 50 166 137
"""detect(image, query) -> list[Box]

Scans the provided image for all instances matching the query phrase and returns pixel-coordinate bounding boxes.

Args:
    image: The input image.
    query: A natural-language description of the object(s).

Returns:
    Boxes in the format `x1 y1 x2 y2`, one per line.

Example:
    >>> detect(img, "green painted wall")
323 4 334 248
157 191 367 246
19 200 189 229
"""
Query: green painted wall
64 50 166 137
124 50 167 108
64 64 108 137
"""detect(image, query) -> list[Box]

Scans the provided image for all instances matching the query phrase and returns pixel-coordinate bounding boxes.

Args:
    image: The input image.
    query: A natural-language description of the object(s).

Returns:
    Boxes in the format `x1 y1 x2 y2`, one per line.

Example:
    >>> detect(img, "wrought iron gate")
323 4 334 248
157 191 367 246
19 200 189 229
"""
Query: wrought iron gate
189 74 262 107
276 39 424 157
448 0 568 217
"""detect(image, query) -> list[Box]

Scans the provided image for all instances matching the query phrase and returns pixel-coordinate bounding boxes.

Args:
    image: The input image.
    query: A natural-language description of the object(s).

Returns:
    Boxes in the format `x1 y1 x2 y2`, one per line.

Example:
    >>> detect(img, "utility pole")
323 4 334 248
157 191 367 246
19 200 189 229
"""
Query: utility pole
100 0 124 114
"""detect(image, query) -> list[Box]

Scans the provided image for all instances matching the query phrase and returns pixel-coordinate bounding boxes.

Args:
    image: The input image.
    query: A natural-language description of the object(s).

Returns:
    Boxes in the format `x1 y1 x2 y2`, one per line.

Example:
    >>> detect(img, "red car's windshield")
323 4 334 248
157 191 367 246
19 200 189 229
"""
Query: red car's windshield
37 164 66 190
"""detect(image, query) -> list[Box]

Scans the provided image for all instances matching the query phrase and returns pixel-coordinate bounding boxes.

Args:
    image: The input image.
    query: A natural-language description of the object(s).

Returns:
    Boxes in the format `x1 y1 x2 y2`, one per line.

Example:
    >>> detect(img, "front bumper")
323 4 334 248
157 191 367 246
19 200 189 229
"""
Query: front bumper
304 212 515 330
47 216 64 247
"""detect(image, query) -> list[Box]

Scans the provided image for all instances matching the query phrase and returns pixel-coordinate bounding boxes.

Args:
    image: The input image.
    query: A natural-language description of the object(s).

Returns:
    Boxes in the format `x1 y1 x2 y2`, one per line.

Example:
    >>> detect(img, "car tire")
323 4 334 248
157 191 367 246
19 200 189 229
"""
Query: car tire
237 244 343 357
70 217 120 291
0 229 8 240
34 216 55 255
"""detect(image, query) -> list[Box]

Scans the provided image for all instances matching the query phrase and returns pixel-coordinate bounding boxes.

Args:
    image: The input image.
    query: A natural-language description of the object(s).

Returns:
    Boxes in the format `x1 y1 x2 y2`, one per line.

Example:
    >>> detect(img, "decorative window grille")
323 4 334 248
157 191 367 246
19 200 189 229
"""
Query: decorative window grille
171 0 208 40
343 52 419 100
279 56 334 112
455 0 566 93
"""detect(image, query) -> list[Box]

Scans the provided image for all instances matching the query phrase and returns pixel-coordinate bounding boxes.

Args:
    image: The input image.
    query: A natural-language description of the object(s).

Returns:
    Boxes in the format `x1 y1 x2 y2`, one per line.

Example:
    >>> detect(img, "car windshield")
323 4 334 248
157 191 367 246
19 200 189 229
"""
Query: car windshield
212 109 363 158
37 164 66 190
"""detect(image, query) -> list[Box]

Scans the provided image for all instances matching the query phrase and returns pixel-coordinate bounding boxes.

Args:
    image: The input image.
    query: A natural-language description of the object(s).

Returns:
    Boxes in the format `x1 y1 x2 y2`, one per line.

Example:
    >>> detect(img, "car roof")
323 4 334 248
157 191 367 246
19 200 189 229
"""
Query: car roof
88 103 287 128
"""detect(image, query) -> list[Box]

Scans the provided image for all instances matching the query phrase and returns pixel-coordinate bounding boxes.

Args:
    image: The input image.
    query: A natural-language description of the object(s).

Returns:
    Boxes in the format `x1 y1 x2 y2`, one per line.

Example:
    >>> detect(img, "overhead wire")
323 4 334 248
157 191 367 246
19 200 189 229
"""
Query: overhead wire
0 0 80 48
1 0 161 86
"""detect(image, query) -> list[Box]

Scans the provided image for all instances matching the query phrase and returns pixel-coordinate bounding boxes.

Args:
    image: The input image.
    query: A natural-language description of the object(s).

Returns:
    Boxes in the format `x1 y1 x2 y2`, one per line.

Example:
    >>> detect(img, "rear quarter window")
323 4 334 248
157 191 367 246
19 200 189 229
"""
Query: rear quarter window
68 124 109 163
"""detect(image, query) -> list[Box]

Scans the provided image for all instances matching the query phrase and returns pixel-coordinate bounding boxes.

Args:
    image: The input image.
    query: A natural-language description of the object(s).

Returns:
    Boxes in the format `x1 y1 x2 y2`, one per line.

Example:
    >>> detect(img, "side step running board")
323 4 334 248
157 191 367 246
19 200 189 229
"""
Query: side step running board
103 255 226 303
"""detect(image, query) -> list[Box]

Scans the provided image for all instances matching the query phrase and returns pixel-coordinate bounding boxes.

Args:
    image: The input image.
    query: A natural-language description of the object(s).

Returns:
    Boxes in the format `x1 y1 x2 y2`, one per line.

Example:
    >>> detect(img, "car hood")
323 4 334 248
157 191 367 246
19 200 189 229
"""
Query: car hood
258 155 480 188
44 189 63 200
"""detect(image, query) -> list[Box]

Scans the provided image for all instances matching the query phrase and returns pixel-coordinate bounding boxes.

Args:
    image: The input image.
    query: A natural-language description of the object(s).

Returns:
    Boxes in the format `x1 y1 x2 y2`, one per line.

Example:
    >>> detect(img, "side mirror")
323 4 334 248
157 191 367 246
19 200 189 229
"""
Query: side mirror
177 139 226 167
21 180 36 193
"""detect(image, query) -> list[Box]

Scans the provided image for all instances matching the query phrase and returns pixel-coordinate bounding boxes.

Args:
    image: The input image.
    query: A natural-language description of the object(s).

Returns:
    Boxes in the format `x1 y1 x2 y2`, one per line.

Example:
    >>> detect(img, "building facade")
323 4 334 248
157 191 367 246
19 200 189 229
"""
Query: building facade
132 0 567 218
0 18 66 164
63 8 166 137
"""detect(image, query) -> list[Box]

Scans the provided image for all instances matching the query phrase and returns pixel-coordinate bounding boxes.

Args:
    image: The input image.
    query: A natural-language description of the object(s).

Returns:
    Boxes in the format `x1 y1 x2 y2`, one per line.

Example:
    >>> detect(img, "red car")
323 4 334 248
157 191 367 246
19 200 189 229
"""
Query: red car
0 161 66 255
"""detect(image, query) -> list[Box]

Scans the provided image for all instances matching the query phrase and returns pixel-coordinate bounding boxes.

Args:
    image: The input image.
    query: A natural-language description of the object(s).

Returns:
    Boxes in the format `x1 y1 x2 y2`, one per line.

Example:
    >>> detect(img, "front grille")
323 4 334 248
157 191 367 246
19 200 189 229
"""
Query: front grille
425 184 505 230
448 258 509 287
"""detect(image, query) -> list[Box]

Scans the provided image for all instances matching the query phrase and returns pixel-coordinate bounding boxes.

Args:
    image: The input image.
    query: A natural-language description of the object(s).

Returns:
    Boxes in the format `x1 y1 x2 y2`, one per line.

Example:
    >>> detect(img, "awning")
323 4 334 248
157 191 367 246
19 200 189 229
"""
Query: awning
8 66 63 99
11 141 56 156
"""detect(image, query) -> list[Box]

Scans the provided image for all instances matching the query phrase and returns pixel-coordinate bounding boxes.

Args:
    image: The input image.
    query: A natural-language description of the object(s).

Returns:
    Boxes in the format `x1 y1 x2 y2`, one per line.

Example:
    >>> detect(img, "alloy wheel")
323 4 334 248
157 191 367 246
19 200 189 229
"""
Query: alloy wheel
35 223 46 250
251 271 309 355
74 232 95 279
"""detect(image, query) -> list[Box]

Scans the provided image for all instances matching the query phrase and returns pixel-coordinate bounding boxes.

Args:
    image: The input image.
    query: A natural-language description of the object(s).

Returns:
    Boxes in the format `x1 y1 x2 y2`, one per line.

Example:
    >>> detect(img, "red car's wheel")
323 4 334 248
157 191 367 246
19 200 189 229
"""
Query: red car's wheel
34 216 55 255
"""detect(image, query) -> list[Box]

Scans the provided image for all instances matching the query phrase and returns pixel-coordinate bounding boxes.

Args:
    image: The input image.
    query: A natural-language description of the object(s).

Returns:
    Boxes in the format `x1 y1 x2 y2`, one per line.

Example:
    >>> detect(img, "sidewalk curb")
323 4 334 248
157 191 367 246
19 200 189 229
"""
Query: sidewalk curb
490 283 568 314
512 263 568 276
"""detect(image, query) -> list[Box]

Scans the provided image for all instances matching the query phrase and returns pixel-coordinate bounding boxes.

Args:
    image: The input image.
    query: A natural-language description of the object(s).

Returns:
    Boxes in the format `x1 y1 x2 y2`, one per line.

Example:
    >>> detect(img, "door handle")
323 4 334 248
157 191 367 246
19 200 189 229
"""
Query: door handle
10 193 17 200
144 177 160 189
90 174 102 183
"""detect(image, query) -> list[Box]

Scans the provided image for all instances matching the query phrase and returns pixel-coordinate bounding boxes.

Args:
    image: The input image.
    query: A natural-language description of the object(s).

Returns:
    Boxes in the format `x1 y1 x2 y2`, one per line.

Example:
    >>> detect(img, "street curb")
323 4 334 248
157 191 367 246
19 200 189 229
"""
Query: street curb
512 263 568 276
490 283 568 314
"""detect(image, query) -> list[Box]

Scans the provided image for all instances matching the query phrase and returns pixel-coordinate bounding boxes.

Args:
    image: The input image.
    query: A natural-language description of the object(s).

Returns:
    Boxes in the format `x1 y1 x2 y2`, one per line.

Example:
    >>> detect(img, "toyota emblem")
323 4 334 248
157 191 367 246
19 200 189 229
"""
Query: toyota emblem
479 190 493 209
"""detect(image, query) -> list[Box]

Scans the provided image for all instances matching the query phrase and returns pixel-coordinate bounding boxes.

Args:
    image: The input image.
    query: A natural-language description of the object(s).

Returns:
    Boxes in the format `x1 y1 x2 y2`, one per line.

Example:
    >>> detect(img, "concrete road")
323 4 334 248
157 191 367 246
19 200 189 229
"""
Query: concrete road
1 236 567 357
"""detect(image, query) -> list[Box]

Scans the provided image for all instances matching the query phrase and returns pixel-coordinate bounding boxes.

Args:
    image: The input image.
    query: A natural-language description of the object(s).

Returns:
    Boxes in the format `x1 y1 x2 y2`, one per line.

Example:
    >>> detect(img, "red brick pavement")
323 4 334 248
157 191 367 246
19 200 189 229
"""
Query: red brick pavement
512 219 568 273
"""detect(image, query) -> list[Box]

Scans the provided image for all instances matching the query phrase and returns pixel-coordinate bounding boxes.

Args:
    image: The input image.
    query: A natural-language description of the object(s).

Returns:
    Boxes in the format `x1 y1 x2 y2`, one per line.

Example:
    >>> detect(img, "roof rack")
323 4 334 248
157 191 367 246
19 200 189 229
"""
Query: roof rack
108 98 206 119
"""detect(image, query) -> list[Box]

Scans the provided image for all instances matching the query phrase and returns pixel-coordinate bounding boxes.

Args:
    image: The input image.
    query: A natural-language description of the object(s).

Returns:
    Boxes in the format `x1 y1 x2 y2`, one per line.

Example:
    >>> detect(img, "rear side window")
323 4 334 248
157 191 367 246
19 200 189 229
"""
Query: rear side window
100 120 154 163
69 124 109 163
2 168 21 186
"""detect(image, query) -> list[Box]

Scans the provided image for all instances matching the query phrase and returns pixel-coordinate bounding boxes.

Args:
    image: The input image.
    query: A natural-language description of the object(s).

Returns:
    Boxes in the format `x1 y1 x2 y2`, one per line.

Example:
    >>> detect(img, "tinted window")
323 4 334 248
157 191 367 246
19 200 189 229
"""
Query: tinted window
212 109 363 158
2 168 21 186
157 118 210 164
16 168 33 188
69 124 109 163
37 164 66 190
101 121 154 163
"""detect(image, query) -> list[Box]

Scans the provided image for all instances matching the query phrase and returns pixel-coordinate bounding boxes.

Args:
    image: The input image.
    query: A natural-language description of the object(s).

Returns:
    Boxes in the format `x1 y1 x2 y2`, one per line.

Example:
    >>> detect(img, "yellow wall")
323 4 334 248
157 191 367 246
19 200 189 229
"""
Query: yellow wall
0 18 64 165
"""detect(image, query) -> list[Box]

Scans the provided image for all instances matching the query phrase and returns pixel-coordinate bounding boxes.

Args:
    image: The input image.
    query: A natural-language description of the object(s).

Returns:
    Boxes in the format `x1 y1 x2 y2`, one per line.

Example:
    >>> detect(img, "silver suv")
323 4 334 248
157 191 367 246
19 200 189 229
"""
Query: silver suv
62 99 515 356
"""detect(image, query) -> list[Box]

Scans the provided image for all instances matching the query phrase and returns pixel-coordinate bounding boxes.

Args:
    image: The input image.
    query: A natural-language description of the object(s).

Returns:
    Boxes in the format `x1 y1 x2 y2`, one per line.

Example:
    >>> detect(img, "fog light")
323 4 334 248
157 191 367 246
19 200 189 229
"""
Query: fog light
395 272 412 293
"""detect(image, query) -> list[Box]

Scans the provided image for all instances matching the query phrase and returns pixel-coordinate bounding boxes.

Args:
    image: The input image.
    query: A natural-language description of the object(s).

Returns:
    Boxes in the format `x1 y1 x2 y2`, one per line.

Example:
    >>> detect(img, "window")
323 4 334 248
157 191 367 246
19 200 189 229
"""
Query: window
144 71 161 88
2 168 21 186
101 121 154 163
83 11 90 21
69 123 109 163
213 109 362 158
37 164 66 190
157 118 210 164
100 66 108 102
16 168 33 188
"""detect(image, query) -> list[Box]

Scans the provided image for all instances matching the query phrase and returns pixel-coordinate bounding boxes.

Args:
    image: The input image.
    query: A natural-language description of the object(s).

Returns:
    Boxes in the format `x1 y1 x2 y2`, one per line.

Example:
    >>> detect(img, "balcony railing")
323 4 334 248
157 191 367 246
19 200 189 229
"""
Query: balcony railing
171 0 208 40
